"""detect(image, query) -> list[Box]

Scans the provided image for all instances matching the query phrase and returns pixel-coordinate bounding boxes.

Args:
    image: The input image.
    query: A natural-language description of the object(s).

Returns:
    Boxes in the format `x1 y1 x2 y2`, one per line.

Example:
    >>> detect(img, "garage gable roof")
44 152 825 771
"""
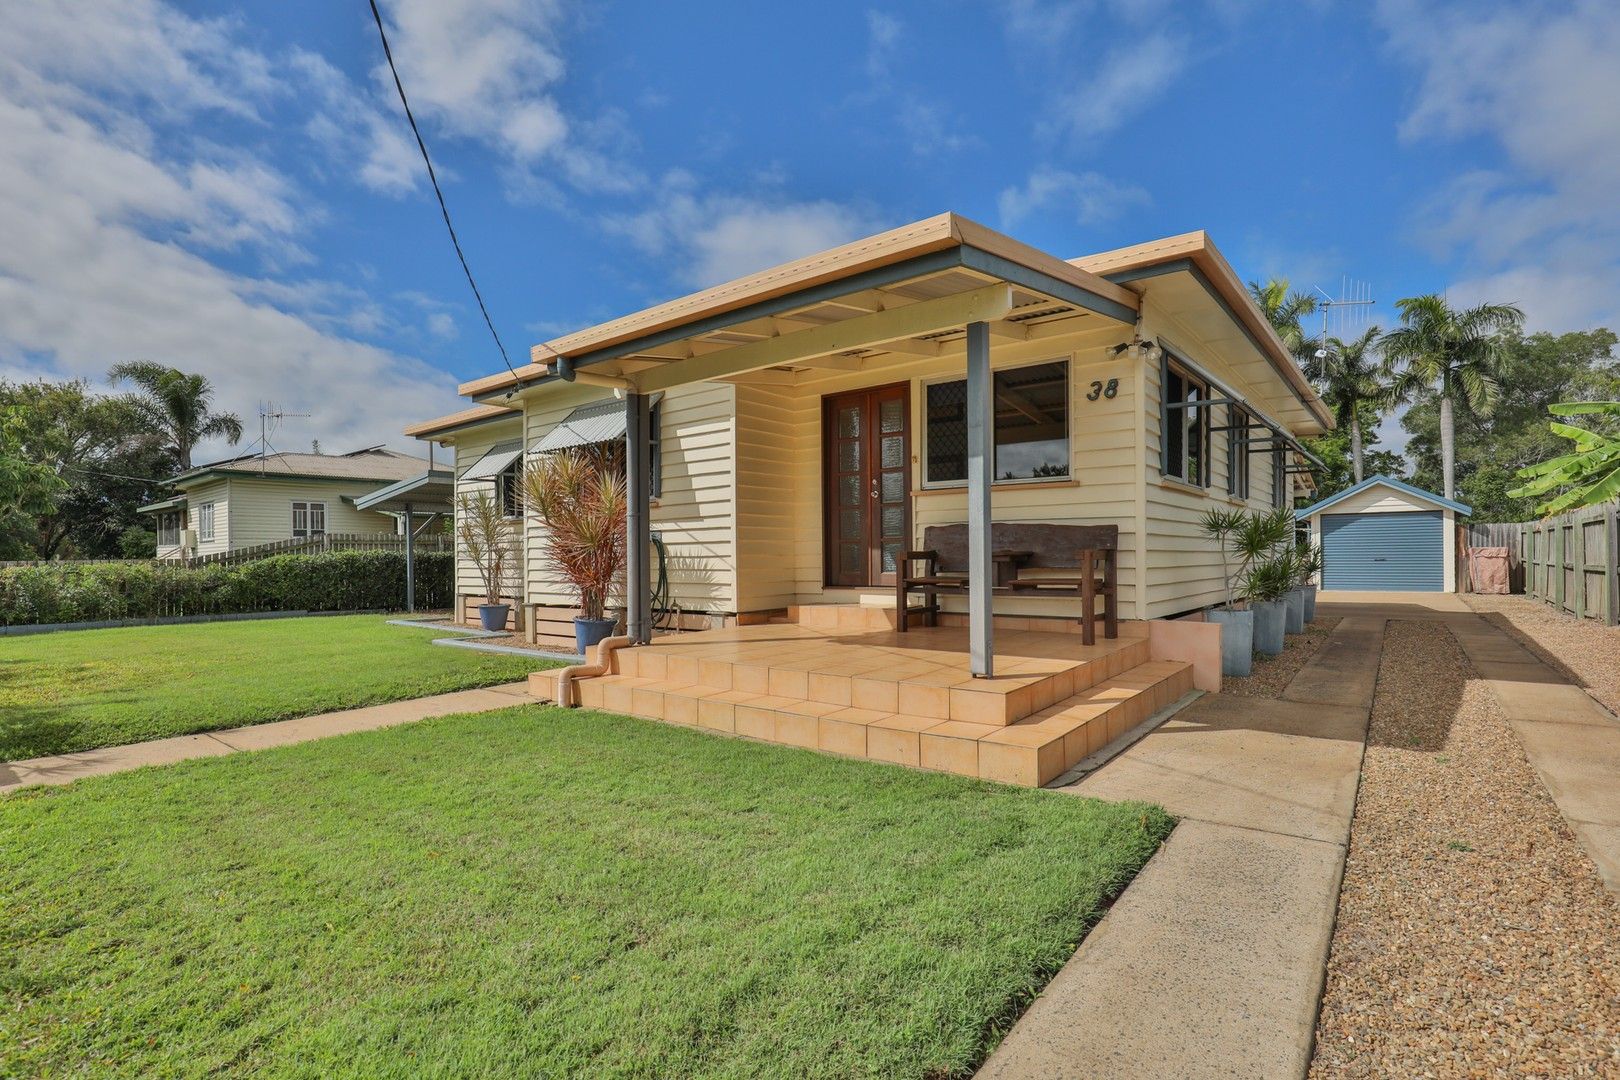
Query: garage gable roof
1298 474 1472 518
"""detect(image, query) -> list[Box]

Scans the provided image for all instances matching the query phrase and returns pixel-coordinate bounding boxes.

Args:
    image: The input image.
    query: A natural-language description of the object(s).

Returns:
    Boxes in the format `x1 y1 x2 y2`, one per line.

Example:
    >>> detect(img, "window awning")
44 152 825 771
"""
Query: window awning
460 440 523 481
137 496 186 515
531 397 639 454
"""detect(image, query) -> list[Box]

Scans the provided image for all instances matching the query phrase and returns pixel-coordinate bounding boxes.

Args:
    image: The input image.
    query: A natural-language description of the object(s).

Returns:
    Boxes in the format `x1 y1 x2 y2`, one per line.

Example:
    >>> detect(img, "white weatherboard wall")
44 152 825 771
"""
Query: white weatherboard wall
451 417 525 603
225 478 399 549
183 478 230 557
1306 483 1459 592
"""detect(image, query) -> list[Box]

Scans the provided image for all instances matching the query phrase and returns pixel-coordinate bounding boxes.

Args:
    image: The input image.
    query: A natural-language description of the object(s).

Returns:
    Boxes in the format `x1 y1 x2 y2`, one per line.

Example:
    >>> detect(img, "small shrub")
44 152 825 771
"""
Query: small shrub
0 552 453 626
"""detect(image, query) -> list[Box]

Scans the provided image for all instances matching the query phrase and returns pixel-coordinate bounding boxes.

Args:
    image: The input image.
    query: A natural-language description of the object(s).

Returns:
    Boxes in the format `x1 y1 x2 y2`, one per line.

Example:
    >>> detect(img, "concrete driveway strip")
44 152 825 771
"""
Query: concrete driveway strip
0 683 532 794
1447 620 1620 893
981 616 1377 1080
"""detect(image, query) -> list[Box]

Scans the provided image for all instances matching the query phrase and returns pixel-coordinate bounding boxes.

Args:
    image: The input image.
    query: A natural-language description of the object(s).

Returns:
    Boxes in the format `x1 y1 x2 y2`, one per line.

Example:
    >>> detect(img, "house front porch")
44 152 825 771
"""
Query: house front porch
533 605 1202 787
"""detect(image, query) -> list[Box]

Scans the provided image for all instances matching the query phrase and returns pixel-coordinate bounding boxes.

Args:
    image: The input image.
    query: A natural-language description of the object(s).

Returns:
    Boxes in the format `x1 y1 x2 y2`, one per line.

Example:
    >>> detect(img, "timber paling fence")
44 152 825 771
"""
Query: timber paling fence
185 532 451 567
1469 503 1620 625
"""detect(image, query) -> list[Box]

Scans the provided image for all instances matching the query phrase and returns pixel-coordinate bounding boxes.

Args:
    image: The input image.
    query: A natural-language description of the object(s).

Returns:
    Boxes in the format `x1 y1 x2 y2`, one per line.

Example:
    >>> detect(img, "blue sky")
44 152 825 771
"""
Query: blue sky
3 1 1616 458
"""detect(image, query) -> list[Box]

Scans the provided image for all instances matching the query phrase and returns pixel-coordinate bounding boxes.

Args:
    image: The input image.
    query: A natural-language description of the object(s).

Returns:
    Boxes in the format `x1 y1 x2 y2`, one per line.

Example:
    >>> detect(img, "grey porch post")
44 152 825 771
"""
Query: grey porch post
965 320 994 677
403 500 415 613
625 391 652 645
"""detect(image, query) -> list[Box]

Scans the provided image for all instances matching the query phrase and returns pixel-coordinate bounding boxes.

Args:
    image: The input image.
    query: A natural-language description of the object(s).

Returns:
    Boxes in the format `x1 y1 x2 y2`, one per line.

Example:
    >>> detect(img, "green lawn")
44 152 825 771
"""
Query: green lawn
1 707 1173 1078
0 616 552 761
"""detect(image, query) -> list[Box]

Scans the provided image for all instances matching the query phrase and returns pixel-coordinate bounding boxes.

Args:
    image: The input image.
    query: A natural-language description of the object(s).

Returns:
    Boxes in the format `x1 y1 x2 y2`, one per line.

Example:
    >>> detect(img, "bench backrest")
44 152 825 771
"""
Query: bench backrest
920 523 1119 573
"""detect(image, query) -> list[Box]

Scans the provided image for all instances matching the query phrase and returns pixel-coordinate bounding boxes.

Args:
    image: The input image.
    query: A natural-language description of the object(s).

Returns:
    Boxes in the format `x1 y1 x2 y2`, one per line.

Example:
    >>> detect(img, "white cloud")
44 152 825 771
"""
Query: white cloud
0 2 466 457
1378 0 1620 330
998 167 1150 229
1044 33 1186 143
865 10 904 80
604 177 879 288
426 312 457 340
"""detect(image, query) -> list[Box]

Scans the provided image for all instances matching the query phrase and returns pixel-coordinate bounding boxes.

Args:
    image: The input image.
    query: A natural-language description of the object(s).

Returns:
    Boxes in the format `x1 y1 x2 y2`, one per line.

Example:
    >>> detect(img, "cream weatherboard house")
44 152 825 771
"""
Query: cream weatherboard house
408 214 1334 785
138 446 435 559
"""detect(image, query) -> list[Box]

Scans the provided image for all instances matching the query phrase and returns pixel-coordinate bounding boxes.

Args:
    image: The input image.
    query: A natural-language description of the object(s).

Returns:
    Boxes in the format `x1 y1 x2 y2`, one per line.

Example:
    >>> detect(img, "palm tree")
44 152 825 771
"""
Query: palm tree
1380 295 1524 500
1304 326 1386 484
1247 278 1319 359
107 362 243 471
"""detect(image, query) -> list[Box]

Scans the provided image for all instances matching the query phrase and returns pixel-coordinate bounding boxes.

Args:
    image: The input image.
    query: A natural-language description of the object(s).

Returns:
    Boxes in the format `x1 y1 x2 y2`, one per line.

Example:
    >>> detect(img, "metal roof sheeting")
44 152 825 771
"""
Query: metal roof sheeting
531 399 628 454
460 441 523 480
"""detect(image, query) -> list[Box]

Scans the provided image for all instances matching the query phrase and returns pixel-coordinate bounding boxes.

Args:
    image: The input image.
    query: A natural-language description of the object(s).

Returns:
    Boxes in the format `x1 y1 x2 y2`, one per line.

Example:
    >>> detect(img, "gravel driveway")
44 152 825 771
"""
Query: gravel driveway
1309 620 1620 1077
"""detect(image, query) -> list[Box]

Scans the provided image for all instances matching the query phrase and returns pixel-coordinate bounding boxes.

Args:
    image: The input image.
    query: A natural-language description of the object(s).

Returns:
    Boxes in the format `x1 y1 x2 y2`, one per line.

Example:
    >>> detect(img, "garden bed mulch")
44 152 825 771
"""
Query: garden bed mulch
1462 594 1620 717
1308 620 1620 1078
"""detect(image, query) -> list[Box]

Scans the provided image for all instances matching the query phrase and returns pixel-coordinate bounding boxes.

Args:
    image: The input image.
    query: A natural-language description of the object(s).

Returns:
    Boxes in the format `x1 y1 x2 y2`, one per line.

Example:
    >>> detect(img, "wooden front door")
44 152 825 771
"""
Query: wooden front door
823 383 911 587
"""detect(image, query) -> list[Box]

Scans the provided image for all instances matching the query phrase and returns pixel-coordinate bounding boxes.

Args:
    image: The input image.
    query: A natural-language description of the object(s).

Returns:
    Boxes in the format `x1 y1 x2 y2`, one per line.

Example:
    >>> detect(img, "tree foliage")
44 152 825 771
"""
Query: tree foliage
1401 328 1620 520
108 361 242 471
1508 402 1620 514
1247 277 1319 359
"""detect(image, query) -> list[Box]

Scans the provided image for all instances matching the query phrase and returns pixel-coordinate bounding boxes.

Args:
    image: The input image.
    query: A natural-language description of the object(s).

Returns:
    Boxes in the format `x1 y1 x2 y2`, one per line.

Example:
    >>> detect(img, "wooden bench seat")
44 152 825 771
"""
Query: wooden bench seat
897 523 1118 645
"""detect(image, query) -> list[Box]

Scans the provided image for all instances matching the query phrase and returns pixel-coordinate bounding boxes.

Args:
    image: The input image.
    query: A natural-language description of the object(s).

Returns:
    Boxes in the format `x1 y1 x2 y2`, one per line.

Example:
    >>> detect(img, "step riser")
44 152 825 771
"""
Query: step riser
613 637 1151 726
572 662 1194 788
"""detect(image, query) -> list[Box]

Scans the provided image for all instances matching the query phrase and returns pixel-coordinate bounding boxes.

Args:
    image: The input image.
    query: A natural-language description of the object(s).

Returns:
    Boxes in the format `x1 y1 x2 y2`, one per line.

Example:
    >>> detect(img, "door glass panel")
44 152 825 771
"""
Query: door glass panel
881 471 903 502
839 509 861 540
881 435 904 469
839 475 860 506
879 398 903 433
881 543 900 574
840 543 863 574
837 405 862 439
881 506 903 538
837 441 859 472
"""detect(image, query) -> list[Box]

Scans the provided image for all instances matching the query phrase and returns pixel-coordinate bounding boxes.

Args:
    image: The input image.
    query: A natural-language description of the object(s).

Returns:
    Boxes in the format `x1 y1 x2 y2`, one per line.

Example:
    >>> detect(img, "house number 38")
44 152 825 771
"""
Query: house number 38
1086 378 1119 401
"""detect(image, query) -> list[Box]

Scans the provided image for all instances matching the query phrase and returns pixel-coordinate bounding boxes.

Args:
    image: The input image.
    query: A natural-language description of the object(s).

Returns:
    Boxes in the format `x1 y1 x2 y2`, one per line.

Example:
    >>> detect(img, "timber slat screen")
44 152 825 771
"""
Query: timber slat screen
1518 503 1619 625
186 531 451 567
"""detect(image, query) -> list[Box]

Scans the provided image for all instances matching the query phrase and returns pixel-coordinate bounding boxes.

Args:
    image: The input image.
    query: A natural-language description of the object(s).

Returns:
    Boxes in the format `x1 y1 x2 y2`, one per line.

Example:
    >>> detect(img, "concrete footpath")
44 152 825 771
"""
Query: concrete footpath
0 682 533 794
979 617 1384 1080
1447 616 1620 893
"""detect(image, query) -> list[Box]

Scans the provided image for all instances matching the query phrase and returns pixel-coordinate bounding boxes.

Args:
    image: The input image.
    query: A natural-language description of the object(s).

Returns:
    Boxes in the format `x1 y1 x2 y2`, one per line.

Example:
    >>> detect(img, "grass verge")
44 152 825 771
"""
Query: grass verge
2 705 1172 1078
0 615 550 761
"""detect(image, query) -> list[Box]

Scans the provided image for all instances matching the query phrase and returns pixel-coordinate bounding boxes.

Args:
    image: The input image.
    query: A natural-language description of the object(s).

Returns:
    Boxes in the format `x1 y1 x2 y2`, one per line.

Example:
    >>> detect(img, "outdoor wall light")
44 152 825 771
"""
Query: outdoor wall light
1108 339 1163 363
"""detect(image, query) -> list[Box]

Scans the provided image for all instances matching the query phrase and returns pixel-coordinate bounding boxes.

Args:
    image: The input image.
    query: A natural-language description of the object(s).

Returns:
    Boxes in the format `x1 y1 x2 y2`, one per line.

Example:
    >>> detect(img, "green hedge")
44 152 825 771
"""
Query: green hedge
0 551 454 627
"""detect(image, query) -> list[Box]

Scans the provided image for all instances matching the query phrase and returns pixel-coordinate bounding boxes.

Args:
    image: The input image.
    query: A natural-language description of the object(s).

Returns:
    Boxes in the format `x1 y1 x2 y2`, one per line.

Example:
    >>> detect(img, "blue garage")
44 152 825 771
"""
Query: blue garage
1300 476 1471 593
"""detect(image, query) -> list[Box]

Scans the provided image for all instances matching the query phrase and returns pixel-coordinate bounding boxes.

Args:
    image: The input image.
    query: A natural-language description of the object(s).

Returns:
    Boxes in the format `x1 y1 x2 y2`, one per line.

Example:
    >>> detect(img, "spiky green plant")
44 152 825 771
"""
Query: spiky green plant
457 491 517 607
1201 506 1295 608
1508 401 1620 514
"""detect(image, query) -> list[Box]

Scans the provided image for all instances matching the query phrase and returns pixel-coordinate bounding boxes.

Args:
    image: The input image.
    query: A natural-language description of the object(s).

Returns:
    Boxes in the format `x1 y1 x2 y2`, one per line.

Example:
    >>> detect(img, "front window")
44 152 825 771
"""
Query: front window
925 359 1070 484
197 502 216 542
292 501 326 538
1162 363 1210 486
495 460 522 518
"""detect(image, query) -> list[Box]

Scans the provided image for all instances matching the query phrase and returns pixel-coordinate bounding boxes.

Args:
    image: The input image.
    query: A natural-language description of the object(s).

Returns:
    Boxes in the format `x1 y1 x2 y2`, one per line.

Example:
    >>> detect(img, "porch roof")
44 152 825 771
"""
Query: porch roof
459 212 1140 401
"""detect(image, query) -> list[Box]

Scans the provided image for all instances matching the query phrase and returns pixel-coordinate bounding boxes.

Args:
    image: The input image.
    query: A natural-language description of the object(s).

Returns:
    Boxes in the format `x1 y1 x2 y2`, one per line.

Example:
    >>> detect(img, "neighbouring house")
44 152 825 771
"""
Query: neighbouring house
1299 475 1471 593
136 446 442 559
407 213 1334 653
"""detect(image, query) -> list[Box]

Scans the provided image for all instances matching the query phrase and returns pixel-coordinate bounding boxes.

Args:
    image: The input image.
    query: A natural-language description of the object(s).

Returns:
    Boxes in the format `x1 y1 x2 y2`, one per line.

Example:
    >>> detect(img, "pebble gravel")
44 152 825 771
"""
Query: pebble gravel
1220 617 1340 699
1463 594 1620 717
1309 620 1620 1078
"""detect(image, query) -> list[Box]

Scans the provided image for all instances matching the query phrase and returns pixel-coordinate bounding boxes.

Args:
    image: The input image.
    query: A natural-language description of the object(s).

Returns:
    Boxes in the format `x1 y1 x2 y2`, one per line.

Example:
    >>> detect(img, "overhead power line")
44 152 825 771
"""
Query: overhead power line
366 0 521 388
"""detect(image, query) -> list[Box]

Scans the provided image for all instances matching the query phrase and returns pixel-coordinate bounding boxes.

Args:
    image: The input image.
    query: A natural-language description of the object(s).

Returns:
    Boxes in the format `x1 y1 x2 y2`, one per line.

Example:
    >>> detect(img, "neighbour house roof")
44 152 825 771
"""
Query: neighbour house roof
403 403 521 440
169 446 430 488
1297 475 1472 518
442 211 1331 434
135 495 186 515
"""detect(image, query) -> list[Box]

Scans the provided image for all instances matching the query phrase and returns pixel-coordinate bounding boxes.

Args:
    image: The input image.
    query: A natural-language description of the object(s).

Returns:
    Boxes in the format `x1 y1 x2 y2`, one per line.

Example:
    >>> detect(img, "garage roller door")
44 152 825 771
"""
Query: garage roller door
1321 511 1444 591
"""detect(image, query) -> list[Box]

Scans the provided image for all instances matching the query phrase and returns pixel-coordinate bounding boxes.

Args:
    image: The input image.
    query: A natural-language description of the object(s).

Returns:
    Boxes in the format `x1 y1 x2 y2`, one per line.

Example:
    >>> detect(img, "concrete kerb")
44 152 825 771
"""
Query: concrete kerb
386 617 584 664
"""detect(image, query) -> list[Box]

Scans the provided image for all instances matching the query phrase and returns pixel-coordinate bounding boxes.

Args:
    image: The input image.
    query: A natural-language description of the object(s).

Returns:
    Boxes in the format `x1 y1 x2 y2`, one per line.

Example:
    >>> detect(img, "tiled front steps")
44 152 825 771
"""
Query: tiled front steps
568 659 1193 788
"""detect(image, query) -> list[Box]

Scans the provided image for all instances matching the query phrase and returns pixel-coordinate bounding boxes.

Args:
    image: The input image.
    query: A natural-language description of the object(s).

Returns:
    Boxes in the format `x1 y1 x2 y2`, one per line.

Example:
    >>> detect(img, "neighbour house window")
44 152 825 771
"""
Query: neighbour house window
158 512 180 547
925 359 1070 484
1162 363 1210 487
291 501 326 538
1226 408 1251 500
197 502 216 542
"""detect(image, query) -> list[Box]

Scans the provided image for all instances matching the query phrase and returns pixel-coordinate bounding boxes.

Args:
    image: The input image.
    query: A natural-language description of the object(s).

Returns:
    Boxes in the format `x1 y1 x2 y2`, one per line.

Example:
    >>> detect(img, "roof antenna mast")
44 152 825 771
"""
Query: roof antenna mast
1312 277 1376 340
258 402 309 476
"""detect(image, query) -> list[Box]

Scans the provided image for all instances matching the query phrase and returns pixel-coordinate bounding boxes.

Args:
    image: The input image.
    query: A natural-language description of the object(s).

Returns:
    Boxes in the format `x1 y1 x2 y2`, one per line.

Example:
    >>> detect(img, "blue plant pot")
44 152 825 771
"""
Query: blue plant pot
477 603 510 632
574 616 618 655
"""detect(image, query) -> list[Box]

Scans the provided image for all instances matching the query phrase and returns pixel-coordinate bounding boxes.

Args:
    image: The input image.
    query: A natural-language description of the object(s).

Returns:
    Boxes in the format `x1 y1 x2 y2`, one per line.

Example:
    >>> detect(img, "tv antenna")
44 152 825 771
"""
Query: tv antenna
1313 277 1376 340
258 403 310 475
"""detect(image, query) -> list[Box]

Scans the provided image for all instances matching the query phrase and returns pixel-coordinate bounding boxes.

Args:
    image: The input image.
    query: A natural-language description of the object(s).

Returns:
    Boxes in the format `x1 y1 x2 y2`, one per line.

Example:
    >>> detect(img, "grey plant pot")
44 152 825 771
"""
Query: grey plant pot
1251 599 1287 656
477 603 510 632
1285 588 1306 634
1207 607 1254 677
1302 585 1318 623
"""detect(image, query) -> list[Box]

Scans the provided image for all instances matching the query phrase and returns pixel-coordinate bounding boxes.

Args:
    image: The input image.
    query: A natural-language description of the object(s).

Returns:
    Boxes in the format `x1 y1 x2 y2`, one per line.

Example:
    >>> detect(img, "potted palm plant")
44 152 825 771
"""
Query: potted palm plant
1295 543 1323 623
1200 506 1295 675
1245 551 1295 656
458 491 516 631
523 445 627 654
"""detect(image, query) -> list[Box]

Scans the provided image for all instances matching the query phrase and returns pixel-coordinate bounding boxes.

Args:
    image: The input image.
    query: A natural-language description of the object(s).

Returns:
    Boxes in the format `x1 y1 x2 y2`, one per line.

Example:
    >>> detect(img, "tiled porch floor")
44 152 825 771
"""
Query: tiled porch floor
538 611 1196 787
